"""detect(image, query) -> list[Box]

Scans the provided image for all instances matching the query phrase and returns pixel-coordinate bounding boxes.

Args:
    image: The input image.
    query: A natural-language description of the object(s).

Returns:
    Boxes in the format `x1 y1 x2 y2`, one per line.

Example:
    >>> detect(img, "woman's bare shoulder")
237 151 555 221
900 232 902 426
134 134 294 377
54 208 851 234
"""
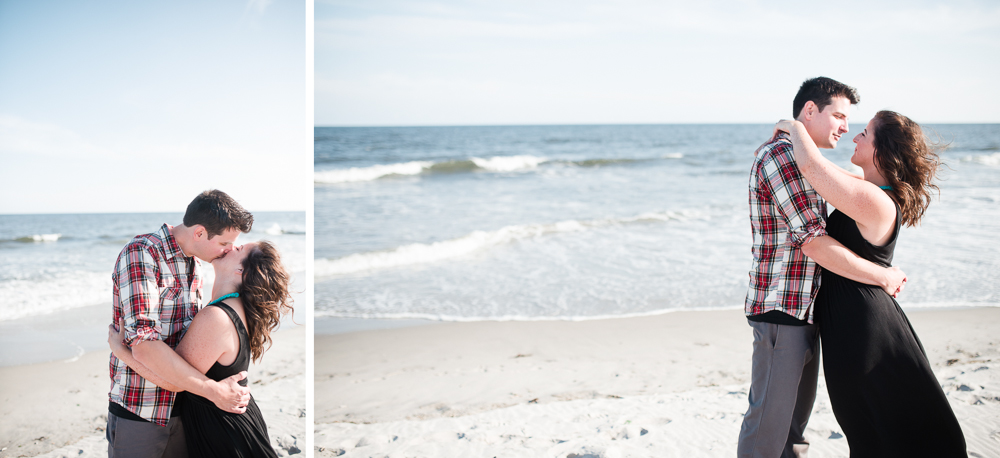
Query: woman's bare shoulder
186 304 237 339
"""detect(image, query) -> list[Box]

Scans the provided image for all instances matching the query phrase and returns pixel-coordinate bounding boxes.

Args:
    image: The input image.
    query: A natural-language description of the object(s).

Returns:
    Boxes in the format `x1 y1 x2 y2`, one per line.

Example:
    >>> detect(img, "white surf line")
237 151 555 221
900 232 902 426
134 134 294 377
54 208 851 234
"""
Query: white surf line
63 344 85 363
315 161 434 183
315 209 710 277
470 155 548 172
964 151 1000 166
317 154 670 184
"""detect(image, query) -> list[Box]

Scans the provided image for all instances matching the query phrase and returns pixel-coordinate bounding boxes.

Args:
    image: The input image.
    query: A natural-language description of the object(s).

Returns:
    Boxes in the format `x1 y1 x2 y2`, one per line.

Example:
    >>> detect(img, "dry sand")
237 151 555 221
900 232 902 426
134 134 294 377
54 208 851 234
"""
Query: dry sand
0 325 305 457
315 307 1000 457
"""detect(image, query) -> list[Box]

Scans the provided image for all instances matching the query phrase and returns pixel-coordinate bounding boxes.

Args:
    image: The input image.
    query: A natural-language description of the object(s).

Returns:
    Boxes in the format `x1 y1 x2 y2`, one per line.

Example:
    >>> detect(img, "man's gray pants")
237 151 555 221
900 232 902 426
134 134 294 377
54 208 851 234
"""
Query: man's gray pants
106 412 187 458
738 320 820 458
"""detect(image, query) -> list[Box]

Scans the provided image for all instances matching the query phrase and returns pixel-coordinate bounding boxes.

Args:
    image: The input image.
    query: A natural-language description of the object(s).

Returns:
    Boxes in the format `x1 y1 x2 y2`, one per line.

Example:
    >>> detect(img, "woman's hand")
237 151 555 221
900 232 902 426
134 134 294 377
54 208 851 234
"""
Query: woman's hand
883 266 907 298
108 318 128 357
755 120 801 156
771 119 799 141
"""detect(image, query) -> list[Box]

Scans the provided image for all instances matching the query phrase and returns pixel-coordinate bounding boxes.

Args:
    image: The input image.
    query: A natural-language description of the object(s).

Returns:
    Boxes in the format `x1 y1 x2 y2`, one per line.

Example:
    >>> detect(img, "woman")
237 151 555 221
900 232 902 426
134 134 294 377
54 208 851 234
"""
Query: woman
110 240 293 457
774 111 966 456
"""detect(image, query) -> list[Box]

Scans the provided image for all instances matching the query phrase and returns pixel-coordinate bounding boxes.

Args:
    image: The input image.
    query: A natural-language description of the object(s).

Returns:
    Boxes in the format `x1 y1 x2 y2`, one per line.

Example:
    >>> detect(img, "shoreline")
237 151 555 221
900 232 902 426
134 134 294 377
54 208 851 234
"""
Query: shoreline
0 303 111 367
0 326 306 457
315 307 1000 457
313 302 999 337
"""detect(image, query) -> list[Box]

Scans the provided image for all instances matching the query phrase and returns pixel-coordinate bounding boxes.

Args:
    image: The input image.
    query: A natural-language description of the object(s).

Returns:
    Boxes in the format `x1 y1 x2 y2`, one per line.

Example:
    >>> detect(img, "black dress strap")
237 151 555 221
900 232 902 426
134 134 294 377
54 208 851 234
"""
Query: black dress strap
203 300 251 384
209 300 244 333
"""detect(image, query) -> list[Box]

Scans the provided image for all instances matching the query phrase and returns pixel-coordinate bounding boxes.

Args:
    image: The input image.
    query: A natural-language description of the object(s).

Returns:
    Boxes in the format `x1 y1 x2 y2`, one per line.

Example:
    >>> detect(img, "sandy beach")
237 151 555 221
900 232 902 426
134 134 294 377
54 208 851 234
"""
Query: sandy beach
315 307 1000 457
0 325 305 457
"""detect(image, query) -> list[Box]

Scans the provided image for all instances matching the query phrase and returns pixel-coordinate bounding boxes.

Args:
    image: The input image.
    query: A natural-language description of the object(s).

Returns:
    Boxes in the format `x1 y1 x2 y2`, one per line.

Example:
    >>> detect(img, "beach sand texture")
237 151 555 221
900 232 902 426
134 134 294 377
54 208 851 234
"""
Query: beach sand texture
315 308 1000 457
0 326 305 457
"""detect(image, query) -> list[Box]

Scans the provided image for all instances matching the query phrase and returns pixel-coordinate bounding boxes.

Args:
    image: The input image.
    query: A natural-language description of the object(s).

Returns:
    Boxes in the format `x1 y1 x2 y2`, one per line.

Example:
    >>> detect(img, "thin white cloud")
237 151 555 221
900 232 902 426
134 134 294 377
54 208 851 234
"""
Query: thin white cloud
0 115 108 159
323 15 603 41
0 114 292 163
245 0 274 16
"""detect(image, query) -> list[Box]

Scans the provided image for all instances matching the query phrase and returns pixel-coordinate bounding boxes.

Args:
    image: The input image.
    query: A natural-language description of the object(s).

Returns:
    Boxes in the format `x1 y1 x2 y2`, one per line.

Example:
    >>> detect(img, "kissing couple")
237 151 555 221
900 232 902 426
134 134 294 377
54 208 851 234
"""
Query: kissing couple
106 189 293 458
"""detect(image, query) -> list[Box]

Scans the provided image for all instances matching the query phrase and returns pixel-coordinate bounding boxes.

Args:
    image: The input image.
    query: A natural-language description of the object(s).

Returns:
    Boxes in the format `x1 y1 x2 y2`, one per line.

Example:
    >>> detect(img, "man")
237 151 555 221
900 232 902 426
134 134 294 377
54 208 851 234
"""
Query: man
739 77 907 458
107 189 255 457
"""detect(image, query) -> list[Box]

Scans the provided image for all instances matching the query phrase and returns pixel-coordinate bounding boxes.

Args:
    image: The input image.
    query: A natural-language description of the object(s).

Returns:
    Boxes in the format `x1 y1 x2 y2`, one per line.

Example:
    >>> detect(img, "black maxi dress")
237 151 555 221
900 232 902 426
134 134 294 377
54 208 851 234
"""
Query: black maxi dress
180 301 278 458
815 202 966 457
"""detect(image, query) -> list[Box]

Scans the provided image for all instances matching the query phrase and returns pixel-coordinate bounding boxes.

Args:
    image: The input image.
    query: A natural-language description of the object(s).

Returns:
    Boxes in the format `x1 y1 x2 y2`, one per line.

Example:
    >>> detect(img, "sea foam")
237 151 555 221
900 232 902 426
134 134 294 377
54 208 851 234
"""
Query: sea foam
470 155 548 171
964 152 1000 166
316 209 706 277
315 161 433 183
14 233 61 243
0 271 108 321
314 156 553 184
314 303 745 322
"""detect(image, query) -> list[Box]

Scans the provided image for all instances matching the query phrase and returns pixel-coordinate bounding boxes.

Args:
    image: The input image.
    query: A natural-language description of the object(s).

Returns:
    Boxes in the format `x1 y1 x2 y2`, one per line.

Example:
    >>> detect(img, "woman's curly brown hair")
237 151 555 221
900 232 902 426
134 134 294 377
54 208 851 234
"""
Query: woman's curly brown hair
238 240 294 362
871 110 944 227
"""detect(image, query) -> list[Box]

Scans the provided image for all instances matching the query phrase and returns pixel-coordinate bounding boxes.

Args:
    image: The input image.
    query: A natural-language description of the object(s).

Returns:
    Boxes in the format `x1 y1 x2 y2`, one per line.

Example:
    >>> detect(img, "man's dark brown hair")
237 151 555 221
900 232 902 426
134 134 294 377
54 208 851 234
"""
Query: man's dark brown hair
793 77 860 119
183 189 253 238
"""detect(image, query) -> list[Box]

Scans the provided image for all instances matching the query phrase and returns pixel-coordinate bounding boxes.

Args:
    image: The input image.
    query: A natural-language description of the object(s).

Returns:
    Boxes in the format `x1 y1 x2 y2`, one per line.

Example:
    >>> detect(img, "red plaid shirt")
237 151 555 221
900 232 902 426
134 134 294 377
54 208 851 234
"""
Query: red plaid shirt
109 224 202 426
746 133 828 323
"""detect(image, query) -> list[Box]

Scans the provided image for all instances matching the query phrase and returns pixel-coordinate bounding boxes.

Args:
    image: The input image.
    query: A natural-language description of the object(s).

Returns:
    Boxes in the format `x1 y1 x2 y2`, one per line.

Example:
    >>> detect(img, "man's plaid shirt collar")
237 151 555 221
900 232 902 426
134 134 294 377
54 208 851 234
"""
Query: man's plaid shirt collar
159 224 188 261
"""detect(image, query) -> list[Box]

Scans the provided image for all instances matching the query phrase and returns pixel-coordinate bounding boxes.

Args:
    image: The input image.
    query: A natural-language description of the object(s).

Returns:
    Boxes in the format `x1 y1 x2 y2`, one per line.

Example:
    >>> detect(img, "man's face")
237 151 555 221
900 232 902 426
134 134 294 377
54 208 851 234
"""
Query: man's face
802 96 851 149
190 227 241 262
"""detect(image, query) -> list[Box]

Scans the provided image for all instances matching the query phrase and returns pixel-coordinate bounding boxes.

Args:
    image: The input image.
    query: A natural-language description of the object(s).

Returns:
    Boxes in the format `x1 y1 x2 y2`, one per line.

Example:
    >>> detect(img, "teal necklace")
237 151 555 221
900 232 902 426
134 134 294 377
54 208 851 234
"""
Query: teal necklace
208 292 239 305
879 185 893 191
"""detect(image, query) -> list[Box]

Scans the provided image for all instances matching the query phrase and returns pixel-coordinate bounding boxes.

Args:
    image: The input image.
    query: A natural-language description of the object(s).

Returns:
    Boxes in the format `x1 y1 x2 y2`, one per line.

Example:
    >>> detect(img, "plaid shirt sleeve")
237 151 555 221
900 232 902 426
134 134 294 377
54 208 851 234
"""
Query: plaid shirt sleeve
758 141 827 247
109 229 192 427
113 242 164 346
746 135 827 321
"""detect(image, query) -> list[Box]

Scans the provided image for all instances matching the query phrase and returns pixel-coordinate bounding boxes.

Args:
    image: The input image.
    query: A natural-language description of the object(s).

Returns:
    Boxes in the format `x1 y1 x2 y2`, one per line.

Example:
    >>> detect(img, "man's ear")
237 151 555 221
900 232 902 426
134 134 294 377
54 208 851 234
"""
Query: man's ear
192 225 206 240
801 101 817 121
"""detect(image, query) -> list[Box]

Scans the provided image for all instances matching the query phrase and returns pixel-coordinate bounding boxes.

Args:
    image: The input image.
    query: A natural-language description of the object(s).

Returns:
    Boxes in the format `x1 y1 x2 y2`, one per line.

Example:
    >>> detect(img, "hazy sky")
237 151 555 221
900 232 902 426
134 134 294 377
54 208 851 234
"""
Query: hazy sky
0 0 307 214
317 0 1000 126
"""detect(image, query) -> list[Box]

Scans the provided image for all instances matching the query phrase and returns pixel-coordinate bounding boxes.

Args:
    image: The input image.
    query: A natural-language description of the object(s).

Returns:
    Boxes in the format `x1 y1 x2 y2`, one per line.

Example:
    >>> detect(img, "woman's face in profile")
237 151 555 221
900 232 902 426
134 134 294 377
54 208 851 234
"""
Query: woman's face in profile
851 118 877 168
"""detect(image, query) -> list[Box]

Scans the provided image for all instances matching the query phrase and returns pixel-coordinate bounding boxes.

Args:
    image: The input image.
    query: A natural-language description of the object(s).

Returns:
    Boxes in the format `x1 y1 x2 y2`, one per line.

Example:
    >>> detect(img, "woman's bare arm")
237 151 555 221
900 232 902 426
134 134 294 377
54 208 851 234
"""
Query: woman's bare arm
777 120 897 244
109 310 247 413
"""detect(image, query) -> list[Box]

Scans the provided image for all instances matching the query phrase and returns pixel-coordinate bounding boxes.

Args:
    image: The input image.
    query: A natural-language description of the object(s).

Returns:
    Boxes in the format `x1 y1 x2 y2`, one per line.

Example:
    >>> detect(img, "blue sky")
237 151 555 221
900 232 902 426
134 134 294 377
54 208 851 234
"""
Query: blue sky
0 0 307 214
317 0 1000 126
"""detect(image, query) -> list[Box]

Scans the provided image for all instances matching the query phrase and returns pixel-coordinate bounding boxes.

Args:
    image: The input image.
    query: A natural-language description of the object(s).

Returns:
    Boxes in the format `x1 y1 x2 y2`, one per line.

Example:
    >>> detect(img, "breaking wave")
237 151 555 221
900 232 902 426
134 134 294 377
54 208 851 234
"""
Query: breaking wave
315 209 708 276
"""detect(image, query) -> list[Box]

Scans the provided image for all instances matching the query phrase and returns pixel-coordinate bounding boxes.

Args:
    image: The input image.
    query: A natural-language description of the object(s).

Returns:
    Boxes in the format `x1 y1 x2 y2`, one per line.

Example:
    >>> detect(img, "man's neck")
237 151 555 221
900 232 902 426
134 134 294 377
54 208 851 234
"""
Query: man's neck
169 224 192 257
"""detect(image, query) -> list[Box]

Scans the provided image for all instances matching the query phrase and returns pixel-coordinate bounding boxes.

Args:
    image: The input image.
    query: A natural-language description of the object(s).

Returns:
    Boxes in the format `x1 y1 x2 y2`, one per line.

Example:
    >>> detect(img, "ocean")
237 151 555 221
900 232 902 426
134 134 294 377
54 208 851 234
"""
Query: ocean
0 211 306 365
314 124 1000 326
